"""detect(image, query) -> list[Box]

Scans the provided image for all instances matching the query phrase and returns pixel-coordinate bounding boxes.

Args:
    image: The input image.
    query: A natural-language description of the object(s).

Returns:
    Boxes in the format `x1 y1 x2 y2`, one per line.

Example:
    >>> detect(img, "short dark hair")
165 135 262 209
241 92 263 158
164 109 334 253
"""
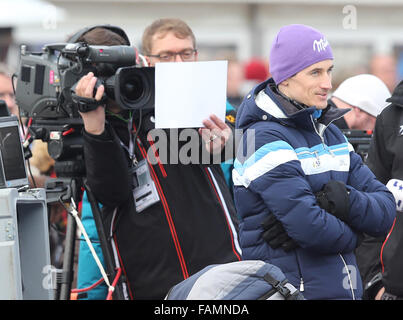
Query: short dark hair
74 27 128 46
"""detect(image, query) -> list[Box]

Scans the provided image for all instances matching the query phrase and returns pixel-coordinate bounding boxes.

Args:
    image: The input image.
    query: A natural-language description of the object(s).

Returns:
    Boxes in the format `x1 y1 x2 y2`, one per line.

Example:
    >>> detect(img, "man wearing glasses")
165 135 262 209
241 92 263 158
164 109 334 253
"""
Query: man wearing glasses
142 18 197 64
75 19 241 300
142 18 238 191
141 18 233 154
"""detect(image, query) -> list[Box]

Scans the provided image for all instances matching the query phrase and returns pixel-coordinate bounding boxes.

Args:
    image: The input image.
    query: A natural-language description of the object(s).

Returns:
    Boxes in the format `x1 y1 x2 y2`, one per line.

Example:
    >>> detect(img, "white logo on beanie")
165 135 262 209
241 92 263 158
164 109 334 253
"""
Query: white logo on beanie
313 38 329 52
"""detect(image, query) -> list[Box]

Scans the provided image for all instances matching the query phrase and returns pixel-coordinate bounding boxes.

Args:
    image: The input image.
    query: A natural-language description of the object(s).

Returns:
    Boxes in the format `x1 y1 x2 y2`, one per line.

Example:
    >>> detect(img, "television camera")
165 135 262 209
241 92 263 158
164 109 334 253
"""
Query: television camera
15 41 154 177
13 36 156 299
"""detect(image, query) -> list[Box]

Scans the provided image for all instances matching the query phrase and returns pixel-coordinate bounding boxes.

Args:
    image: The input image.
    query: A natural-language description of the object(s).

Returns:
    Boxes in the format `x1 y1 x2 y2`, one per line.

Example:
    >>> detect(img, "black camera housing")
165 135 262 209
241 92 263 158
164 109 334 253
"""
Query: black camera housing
15 42 154 119
15 42 154 177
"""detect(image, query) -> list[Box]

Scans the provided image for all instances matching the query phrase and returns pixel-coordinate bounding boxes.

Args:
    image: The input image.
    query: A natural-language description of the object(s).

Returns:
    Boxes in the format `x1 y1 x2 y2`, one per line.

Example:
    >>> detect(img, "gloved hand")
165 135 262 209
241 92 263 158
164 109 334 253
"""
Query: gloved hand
315 180 350 223
261 213 299 252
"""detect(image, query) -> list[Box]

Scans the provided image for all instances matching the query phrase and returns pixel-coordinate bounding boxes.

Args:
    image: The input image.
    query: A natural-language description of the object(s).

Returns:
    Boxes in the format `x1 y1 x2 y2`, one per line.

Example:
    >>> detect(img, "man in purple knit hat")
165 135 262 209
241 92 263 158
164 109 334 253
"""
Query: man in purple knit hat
233 24 395 299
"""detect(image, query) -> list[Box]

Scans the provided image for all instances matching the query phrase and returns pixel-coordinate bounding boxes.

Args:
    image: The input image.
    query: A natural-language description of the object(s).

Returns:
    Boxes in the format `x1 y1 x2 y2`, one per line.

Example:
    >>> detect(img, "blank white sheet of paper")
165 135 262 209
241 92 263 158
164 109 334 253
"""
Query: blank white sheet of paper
155 60 228 129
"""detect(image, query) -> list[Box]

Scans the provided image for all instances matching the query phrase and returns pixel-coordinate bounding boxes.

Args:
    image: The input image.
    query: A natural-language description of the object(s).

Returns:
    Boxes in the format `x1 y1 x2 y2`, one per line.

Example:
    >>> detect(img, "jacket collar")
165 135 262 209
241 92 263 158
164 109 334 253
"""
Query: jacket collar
255 78 350 128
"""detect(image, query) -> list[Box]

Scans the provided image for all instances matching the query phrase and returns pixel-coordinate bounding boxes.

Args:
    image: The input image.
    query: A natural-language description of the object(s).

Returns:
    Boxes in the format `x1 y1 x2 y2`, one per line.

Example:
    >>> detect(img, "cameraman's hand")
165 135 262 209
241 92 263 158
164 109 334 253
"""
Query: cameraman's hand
315 180 350 223
199 114 232 154
75 72 106 135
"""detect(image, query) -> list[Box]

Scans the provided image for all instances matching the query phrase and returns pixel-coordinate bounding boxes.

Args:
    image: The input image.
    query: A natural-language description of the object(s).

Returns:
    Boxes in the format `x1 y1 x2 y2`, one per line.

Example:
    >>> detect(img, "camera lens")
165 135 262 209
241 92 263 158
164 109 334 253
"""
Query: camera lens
121 74 144 102
114 66 154 110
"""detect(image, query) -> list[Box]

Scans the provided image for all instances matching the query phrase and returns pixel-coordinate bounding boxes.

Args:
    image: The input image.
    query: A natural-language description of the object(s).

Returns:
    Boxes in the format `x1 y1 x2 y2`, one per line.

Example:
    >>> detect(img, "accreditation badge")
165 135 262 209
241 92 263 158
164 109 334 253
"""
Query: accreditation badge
132 159 160 213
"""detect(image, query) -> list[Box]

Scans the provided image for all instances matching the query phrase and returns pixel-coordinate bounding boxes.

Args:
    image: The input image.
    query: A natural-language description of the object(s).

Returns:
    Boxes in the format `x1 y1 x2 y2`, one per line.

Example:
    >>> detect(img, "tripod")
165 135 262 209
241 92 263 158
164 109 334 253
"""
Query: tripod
46 177 125 300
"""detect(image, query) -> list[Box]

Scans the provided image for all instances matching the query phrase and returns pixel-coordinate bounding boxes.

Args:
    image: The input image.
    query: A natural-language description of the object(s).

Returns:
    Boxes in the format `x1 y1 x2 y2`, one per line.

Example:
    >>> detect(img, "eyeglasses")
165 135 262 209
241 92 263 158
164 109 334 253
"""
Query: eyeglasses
147 49 197 62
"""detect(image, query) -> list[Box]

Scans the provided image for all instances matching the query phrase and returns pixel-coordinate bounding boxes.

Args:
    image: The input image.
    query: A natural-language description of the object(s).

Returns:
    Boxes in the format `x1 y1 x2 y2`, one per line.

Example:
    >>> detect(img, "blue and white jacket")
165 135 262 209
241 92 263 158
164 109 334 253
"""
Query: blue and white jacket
233 79 396 300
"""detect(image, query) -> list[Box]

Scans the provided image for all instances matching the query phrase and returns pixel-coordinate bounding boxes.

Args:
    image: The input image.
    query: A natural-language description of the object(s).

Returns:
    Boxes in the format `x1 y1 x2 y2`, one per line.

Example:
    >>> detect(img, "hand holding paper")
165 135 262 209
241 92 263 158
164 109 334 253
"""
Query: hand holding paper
199 114 232 154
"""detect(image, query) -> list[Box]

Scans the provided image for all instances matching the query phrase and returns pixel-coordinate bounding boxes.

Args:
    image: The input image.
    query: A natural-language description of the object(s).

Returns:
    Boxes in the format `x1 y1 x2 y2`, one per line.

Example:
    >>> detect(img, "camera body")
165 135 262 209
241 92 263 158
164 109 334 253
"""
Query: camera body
15 42 154 177
16 42 154 119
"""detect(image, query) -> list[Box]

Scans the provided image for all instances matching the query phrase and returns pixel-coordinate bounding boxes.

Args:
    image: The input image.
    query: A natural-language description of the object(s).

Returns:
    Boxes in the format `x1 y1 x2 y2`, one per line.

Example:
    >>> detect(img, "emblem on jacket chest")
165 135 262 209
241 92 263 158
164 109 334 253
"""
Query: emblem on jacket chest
313 158 321 168
312 151 321 168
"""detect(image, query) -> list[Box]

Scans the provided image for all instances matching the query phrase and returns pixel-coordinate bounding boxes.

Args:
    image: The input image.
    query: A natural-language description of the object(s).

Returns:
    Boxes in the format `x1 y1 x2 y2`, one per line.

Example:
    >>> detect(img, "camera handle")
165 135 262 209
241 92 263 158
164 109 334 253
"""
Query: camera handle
71 83 108 113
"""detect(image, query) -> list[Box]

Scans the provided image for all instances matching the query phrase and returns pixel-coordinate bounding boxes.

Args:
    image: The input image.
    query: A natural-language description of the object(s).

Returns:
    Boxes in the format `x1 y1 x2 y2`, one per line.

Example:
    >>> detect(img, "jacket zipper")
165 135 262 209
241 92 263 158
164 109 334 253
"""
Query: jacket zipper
339 253 355 300
297 145 348 163
135 133 189 280
296 149 321 164
310 115 336 157
310 116 356 299
294 250 304 292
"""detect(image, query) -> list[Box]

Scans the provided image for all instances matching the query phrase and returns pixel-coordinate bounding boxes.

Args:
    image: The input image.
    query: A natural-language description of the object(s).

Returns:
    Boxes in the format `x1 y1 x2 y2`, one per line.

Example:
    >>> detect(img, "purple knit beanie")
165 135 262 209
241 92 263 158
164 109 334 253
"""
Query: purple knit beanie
269 24 334 85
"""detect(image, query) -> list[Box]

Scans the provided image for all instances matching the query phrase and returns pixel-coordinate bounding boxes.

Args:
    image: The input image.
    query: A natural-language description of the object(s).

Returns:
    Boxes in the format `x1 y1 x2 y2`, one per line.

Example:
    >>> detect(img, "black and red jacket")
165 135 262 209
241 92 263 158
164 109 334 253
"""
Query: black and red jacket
355 80 403 299
83 110 241 299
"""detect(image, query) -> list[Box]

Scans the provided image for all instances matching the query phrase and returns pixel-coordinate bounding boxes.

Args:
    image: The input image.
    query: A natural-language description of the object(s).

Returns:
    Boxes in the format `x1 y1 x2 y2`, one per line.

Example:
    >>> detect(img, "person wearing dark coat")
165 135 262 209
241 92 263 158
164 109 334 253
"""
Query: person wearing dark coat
74 20 241 299
355 80 403 300
233 24 395 300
